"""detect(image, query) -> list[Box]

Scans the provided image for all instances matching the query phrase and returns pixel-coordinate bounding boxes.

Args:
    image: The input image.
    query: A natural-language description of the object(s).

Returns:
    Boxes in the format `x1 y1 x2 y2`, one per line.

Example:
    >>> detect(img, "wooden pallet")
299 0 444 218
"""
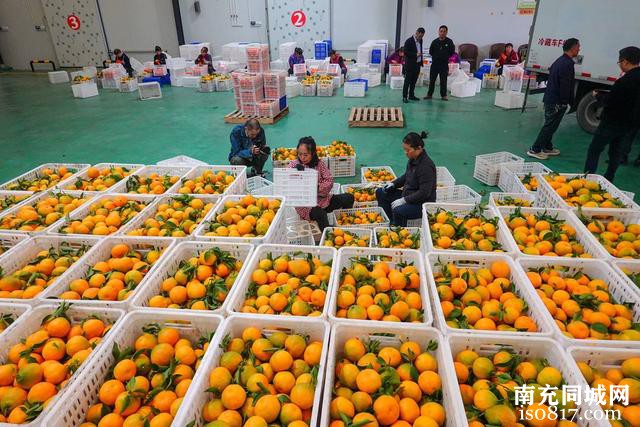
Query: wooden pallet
348 107 404 128
223 106 289 125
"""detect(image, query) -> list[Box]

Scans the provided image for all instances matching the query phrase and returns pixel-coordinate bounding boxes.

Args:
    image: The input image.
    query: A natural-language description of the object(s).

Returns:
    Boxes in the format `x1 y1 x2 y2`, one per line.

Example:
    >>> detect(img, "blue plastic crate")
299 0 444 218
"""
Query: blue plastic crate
473 64 491 80
278 95 287 111
142 75 170 86
315 42 328 59
347 78 368 91
324 39 332 52
371 49 382 64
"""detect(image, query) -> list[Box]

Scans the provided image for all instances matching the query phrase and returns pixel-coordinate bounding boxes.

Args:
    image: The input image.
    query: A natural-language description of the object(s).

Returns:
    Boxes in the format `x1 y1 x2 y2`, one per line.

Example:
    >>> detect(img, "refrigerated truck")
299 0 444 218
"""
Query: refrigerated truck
525 0 640 133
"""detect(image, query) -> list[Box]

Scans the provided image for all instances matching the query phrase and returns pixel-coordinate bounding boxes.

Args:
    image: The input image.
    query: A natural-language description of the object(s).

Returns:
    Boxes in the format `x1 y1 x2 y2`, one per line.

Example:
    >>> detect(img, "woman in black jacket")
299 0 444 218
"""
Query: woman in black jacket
376 131 437 226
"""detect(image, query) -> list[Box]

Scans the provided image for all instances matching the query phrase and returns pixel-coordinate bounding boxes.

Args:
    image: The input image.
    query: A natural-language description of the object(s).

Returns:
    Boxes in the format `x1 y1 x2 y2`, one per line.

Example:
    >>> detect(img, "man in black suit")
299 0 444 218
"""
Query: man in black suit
402 27 425 103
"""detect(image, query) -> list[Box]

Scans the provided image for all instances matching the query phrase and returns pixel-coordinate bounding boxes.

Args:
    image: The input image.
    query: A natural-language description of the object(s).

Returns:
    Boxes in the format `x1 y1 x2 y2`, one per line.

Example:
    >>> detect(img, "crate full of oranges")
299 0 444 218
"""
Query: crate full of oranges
332 207 389 229
341 183 380 207
374 226 422 250
361 166 396 184
320 227 371 248
43 310 223 427
64 163 142 192
0 302 123 425
0 163 89 192
178 165 245 196
329 246 432 324
119 166 192 195
575 207 640 260
227 244 336 317
130 241 253 314
171 315 329 427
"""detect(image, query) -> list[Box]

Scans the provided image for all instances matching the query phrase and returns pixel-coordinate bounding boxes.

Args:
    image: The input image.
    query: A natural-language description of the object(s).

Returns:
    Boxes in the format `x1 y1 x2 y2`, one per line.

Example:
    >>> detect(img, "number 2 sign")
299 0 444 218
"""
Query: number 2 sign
291 10 306 28
67 14 81 31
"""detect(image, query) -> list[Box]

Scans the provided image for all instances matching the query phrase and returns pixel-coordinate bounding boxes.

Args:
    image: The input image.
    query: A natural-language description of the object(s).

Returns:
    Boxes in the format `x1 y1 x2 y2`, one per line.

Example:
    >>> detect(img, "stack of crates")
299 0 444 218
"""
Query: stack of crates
314 40 332 59
237 73 264 116
246 44 270 73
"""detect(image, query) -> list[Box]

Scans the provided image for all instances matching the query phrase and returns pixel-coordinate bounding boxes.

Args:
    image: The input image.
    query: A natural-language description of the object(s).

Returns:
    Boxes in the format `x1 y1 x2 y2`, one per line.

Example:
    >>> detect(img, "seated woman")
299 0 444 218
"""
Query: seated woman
329 50 347 76
376 131 437 226
384 47 405 75
195 46 215 74
496 43 520 75
289 137 354 230
153 46 167 65
288 47 305 76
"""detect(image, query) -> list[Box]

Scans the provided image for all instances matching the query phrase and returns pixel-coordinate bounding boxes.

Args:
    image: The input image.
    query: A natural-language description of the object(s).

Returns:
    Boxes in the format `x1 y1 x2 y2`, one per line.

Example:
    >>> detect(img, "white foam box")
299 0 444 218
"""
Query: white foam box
390 76 404 90
494 90 525 109
71 82 99 98
182 76 201 88
48 71 69 84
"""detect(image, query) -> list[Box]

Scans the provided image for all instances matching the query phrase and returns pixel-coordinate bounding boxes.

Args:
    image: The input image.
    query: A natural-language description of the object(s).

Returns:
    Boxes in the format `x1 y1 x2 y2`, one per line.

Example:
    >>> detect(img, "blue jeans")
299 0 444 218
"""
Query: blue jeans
531 103 567 153
376 188 422 227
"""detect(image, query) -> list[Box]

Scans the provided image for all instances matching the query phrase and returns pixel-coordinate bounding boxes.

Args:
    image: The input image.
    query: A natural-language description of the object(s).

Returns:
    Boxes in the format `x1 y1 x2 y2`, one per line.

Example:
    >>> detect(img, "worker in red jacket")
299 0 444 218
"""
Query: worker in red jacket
496 43 520 75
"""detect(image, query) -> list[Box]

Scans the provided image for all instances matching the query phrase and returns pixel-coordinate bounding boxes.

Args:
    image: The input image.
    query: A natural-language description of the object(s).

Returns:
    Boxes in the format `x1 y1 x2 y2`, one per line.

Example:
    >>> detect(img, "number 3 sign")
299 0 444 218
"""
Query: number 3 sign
67 14 81 31
291 10 306 28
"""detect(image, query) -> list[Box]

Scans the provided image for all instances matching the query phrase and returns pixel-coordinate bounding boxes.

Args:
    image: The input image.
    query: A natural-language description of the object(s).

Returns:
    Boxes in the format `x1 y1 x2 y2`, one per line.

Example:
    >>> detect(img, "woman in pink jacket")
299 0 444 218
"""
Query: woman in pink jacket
289 137 354 230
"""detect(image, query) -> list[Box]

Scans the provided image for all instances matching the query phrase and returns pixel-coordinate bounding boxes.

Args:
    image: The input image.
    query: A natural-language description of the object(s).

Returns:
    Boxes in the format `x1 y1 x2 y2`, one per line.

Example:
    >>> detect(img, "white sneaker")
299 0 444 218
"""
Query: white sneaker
543 148 561 156
527 150 548 160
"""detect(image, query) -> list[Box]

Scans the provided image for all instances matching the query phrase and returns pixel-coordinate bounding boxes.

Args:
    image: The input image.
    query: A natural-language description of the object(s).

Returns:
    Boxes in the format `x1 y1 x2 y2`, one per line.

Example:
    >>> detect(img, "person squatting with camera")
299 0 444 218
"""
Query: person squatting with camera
229 119 271 178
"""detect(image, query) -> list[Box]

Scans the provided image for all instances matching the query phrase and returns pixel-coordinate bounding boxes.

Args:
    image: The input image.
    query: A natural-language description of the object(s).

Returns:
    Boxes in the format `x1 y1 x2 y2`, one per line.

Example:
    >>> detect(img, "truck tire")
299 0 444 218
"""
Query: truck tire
576 92 602 134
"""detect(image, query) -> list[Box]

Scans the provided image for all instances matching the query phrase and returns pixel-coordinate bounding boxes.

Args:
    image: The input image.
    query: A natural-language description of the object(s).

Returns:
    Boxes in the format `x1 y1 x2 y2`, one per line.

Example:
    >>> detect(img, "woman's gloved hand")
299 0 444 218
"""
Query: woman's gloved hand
391 198 406 209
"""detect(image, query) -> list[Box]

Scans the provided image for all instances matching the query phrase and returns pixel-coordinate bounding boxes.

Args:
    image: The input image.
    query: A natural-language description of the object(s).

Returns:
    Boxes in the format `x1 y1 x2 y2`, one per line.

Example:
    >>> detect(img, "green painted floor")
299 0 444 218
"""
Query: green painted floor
1 72 639 197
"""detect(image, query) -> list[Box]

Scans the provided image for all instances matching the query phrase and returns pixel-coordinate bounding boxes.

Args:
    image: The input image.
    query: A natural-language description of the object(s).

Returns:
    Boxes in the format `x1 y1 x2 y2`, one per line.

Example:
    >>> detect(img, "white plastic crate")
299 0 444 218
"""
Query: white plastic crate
436 184 481 204
320 322 460 427
44 309 222 427
182 76 201 88
0 163 90 192
344 81 366 97
301 82 316 96
0 302 30 340
0 303 125 427
245 175 274 195
517 257 640 348
498 161 553 193
118 78 138 92
0 190 93 234
567 346 640 427
317 81 334 96
226 244 337 317
426 252 555 337
180 165 247 196
488 192 536 208
330 182 341 195
100 77 120 90
535 172 640 212
495 90 524 109
0 191 34 216
331 206 390 229
62 163 143 192
390 75 404 89
46 193 157 236
130 241 253 314
447 332 600 427
0 235 99 305
286 220 321 245
450 79 476 98
37 236 175 308
436 166 456 187
215 77 233 91
612 260 640 299
0 231 29 257
328 155 356 177
422 202 518 254
116 164 193 194
193 194 287 245
364 72 381 88
71 82 99 98
473 151 524 186
341 183 380 207
293 63 307 75
174 314 329 427
372 226 424 251
199 79 216 92
48 70 69 84
495 206 609 259
361 165 396 184
328 247 433 325
286 81 301 98
156 155 207 167
482 73 499 88
319 226 372 247
273 168 318 207
572 207 640 260
138 81 162 100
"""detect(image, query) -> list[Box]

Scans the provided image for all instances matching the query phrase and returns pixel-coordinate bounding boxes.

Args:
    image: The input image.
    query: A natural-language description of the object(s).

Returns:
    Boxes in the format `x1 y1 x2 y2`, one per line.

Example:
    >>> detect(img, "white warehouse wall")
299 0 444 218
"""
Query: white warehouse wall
0 0 58 70
401 0 534 60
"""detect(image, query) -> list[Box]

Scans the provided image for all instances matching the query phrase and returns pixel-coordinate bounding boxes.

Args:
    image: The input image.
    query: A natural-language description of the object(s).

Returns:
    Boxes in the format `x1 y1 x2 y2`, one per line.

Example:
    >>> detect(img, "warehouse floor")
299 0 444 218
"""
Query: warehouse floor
1 72 639 197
